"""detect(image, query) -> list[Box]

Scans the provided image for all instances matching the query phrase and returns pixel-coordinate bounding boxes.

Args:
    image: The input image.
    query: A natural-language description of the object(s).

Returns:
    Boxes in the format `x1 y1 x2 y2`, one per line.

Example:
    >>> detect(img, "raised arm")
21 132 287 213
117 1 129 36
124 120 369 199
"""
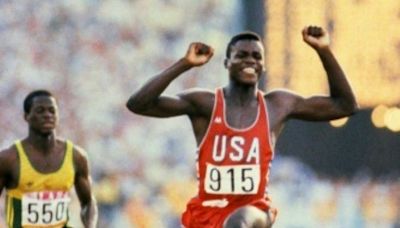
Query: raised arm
278 26 357 121
73 146 98 228
126 43 214 117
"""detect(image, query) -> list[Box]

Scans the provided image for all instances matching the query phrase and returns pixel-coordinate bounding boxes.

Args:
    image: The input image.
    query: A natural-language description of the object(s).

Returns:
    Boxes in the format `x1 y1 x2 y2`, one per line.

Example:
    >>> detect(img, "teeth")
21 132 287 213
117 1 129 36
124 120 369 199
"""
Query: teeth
243 67 255 74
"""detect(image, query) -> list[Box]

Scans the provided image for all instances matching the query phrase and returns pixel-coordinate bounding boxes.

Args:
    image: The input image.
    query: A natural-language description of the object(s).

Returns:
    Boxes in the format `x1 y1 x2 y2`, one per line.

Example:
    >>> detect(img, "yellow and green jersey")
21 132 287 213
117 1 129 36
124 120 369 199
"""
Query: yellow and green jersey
5 140 75 228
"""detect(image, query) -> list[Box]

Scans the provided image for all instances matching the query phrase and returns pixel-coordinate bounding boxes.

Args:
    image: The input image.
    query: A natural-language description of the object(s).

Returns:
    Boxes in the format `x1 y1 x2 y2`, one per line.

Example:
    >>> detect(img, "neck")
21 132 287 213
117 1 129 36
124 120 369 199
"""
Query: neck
225 82 258 105
26 130 56 154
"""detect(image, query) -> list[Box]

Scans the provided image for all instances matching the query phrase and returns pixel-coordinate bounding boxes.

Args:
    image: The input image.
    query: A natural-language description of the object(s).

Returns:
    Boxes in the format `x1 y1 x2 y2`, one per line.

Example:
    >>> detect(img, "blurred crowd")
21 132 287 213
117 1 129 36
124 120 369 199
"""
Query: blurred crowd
269 157 400 228
0 0 399 227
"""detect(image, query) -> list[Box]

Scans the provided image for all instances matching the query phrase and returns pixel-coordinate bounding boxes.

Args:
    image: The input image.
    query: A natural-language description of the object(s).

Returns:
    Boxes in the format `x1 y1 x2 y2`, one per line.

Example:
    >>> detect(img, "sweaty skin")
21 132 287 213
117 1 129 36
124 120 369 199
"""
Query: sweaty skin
126 26 357 146
0 94 98 228
126 26 357 227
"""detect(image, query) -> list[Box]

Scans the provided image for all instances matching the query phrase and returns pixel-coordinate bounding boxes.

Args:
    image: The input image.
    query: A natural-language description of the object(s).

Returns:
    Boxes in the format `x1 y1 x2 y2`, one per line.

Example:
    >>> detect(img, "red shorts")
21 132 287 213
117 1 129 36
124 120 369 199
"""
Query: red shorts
181 197 271 228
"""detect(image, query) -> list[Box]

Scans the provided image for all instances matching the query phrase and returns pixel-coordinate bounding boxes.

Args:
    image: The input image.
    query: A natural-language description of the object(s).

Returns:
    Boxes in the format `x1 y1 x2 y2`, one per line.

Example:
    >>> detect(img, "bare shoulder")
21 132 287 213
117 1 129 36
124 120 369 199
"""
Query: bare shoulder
178 87 215 101
265 89 300 100
54 139 87 161
263 89 305 122
64 141 89 173
0 144 18 172
178 87 216 114
265 89 302 107
0 144 18 164
71 144 88 162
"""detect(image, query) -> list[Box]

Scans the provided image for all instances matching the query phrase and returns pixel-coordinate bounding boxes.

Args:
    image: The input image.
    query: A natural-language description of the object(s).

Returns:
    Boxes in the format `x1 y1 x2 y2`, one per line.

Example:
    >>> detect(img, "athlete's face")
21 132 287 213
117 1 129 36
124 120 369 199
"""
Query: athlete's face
225 40 265 86
25 96 59 135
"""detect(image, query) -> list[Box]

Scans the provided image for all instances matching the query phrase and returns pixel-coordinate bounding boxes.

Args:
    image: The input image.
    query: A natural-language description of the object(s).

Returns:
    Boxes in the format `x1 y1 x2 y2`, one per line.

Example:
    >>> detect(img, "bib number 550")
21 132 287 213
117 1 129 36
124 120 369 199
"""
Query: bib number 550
26 201 67 224
22 192 71 226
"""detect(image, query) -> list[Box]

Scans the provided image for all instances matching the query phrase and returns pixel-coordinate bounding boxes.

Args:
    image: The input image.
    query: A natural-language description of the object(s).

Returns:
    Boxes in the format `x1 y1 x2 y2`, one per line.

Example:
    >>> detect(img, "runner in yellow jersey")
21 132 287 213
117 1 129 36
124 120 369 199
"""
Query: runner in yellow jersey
0 90 98 228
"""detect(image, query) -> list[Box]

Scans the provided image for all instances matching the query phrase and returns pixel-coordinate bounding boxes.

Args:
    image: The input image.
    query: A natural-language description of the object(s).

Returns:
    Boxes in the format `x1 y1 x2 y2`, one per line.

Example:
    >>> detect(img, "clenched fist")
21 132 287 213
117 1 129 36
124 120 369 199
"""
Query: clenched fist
302 26 331 51
184 42 214 67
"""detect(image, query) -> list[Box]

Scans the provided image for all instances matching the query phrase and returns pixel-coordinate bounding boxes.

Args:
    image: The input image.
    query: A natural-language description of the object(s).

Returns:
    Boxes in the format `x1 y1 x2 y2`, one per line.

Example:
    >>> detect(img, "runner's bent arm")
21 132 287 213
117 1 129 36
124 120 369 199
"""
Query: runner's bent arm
272 26 357 121
0 152 7 197
0 148 15 197
126 42 214 117
73 147 98 228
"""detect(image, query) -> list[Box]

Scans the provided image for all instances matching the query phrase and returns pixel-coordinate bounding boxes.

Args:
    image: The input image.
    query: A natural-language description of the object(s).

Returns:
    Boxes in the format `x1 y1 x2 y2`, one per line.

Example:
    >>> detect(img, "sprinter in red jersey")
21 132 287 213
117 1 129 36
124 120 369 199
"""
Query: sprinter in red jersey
126 26 357 227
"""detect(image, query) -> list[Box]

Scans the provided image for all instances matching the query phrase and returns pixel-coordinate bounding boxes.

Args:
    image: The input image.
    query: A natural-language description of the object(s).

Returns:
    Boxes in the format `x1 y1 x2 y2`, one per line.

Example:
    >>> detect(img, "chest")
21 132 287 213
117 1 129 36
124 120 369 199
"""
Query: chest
225 103 259 129
25 151 66 174
17 151 74 192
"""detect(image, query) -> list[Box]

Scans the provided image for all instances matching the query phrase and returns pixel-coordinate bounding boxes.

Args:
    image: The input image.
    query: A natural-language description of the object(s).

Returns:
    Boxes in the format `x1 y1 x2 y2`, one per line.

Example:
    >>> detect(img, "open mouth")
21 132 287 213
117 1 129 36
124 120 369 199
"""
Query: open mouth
242 67 256 74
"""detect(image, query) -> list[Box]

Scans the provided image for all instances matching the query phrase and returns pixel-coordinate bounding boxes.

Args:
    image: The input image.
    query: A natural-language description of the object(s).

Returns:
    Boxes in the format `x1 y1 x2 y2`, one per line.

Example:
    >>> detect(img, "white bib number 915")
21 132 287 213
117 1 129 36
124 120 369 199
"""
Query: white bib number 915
205 163 260 195
22 191 71 226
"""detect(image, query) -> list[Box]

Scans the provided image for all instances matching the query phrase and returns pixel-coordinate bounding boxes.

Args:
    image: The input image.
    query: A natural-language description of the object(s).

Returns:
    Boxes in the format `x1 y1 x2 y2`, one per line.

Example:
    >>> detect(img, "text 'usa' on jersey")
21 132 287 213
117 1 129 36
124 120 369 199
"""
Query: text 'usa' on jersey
196 88 273 204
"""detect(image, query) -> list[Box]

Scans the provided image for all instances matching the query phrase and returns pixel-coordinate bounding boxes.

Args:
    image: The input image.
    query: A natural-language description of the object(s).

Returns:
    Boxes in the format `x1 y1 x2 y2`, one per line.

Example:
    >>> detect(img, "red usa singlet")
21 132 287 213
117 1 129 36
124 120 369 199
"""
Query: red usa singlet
182 88 274 228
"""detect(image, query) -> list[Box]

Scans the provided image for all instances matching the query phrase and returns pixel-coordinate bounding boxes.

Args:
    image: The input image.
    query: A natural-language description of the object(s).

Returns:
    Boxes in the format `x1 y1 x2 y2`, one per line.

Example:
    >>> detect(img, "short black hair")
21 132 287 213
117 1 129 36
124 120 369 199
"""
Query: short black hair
24 90 54 114
225 31 262 58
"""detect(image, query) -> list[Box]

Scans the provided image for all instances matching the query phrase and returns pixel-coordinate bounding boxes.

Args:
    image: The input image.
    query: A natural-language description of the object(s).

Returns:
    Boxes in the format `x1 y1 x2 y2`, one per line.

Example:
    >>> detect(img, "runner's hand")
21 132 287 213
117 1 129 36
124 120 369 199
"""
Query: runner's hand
302 26 330 50
184 42 214 67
